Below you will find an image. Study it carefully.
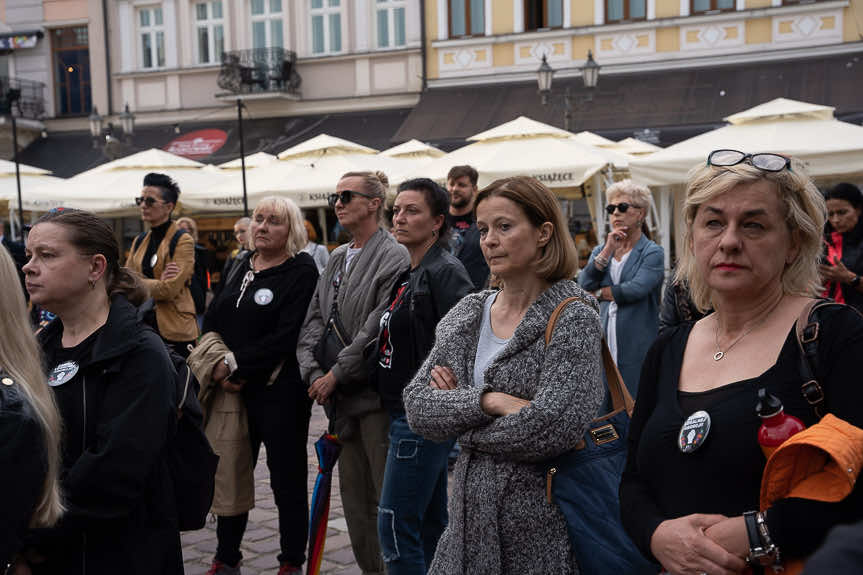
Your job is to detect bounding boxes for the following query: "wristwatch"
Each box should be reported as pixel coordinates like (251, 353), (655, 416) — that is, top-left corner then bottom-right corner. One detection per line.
(744, 511), (780, 568)
(851, 274), (860, 287)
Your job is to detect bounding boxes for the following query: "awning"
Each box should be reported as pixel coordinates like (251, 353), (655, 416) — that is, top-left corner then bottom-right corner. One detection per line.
(394, 52), (863, 148)
(0, 30), (43, 50)
(19, 107), (411, 178)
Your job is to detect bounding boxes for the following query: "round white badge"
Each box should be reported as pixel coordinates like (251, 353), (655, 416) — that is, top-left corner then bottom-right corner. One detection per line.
(254, 288), (274, 306)
(150, 253), (159, 268)
(48, 361), (80, 387)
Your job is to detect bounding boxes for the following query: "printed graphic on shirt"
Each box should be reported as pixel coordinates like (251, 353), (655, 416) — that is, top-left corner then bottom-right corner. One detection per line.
(48, 361), (79, 387)
(378, 281), (409, 369)
(254, 288), (274, 306)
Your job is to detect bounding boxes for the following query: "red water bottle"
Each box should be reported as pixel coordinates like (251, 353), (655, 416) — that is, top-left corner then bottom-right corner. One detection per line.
(756, 388), (806, 460)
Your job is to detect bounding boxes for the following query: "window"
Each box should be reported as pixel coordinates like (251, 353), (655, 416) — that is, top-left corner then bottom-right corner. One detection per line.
(690, 0), (734, 14)
(53, 26), (91, 116)
(138, 6), (166, 69)
(606, 0), (646, 22)
(525, 0), (563, 30)
(251, 0), (283, 49)
(376, 0), (406, 48)
(195, 1), (224, 64)
(449, 0), (484, 38)
(311, 0), (342, 55)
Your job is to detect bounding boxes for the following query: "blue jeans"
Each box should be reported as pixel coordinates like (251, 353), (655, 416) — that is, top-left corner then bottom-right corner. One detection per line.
(378, 414), (454, 575)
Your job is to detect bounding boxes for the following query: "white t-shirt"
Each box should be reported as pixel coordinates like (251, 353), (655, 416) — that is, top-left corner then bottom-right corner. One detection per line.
(345, 245), (362, 271)
(606, 251), (631, 364)
(473, 291), (510, 388)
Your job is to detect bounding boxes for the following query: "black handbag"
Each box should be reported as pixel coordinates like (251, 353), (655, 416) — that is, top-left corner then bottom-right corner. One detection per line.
(314, 270), (352, 373)
(541, 296), (655, 574)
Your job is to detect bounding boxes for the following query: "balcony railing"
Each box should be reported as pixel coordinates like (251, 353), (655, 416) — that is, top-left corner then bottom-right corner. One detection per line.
(217, 48), (302, 96)
(0, 76), (45, 119)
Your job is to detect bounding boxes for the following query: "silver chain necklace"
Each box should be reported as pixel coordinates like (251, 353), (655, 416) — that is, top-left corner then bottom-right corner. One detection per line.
(712, 296), (784, 361)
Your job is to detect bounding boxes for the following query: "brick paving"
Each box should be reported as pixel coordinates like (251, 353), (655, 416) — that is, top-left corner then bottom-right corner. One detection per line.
(181, 404), (361, 575)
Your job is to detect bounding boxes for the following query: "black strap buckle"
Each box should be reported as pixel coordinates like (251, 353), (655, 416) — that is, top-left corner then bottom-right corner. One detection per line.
(801, 380), (824, 405)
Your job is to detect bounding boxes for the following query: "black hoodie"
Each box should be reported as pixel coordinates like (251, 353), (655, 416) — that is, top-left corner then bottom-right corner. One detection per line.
(31, 294), (182, 575)
(824, 216), (863, 314)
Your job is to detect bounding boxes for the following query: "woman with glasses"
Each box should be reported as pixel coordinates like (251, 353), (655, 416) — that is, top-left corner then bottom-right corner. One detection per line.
(199, 196), (318, 575)
(820, 183), (863, 314)
(620, 150), (863, 574)
(126, 172), (198, 357)
(578, 179), (664, 397)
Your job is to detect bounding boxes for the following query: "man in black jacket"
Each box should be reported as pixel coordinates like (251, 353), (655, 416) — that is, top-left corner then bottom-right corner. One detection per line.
(446, 165), (489, 291)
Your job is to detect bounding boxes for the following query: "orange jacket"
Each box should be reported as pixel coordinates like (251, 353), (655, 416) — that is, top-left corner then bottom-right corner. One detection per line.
(756, 414), (863, 575)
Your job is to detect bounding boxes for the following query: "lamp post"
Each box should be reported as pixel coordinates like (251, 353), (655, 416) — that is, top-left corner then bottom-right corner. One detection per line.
(88, 106), (103, 148)
(537, 51), (602, 131)
(7, 88), (22, 241)
(237, 98), (248, 217)
(119, 103), (135, 140)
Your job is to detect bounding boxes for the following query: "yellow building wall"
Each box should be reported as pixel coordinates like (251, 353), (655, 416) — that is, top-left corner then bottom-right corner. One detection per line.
(493, 43), (515, 67)
(746, 0), (773, 9)
(493, 0), (515, 35)
(571, 0), (593, 27)
(656, 27), (680, 51)
(426, 0), (439, 79)
(572, 36), (594, 61)
(655, 0), (680, 19)
(745, 17), (772, 44)
(844, 3), (863, 42)
(44, 0), (88, 21)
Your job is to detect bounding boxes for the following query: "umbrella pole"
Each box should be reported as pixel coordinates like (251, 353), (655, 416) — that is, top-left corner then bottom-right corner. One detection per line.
(237, 98), (249, 217)
(12, 111), (23, 242)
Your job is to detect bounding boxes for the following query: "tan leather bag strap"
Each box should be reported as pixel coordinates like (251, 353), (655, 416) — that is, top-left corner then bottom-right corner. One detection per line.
(545, 296), (636, 417)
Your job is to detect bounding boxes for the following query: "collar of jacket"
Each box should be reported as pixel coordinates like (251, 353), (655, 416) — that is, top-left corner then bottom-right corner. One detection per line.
(39, 294), (143, 370)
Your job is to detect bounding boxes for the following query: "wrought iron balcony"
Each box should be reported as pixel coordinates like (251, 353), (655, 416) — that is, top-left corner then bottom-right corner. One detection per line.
(218, 48), (302, 96)
(0, 76), (45, 119)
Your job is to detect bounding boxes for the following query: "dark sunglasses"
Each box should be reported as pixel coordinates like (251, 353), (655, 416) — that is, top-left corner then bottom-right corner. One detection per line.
(328, 189), (376, 209)
(605, 202), (639, 215)
(707, 149), (791, 172)
(135, 196), (166, 207)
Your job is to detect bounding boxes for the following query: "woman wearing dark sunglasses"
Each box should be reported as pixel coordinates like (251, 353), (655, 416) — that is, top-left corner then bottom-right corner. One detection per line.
(620, 151), (863, 574)
(578, 179), (663, 397)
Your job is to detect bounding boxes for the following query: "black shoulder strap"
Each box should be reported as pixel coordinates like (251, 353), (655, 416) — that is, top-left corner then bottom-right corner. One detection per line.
(168, 228), (187, 259)
(131, 231), (147, 254)
(223, 250), (251, 291)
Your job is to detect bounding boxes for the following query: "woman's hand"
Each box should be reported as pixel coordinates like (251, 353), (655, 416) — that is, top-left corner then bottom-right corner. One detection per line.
(598, 286), (614, 302)
(160, 262), (180, 281)
(221, 379), (245, 393)
(308, 371), (337, 404)
(430, 366), (458, 390)
(212, 359), (230, 383)
(819, 260), (855, 284)
(704, 516), (749, 560)
(650, 514), (748, 575)
(481, 391), (531, 416)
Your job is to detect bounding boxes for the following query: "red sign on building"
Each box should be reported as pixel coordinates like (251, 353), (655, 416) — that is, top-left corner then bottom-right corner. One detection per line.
(164, 129), (228, 159)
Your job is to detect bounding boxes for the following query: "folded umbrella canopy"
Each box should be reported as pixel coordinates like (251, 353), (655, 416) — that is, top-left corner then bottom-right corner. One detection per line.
(306, 425), (342, 575)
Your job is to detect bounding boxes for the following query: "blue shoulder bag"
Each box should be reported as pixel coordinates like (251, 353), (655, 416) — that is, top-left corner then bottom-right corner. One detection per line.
(543, 296), (656, 575)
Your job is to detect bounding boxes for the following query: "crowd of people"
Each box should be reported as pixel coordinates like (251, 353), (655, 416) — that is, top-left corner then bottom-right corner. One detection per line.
(2, 152), (863, 575)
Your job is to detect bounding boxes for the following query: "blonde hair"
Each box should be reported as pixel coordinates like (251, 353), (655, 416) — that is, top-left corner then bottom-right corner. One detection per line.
(176, 217), (199, 243)
(0, 248), (64, 526)
(606, 179), (653, 210)
(341, 171), (389, 221)
(250, 196), (307, 257)
(476, 176), (579, 284)
(676, 159), (825, 312)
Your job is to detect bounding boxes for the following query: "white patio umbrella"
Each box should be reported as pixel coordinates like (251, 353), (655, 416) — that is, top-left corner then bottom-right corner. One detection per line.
(218, 151), (277, 169)
(571, 131), (618, 148)
(629, 98), (863, 186)
(610, 138), (661, 156)
(28, 148), (226, 216)
(380, 139), (446, 159)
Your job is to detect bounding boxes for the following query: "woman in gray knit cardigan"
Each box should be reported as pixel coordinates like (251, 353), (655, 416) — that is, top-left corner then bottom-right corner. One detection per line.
(403, 176), (605, 574)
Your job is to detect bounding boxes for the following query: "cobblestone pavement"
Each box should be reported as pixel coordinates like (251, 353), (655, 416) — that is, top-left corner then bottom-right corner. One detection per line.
(181, 404), (361, 575)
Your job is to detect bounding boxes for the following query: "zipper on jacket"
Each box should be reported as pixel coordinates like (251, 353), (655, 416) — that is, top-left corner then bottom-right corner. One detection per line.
(546, 467), (557, 503)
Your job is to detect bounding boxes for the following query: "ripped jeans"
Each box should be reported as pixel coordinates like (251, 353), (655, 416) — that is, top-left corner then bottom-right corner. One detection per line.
(377, 414), (454, 575)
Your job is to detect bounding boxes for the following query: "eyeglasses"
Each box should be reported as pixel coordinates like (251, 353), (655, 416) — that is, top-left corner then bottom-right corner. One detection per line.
(707, 149), (792, 172)
(328, 190), (376, 209)
(135, 196), (165, 207)
(605, 202), (639, 215)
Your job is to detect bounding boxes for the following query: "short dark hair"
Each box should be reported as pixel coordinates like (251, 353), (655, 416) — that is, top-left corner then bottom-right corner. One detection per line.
(447, 165), (478, 187)
(397, 178), (451, 246)
(143, 172), (181, 205)
(825, 183), (863, 210)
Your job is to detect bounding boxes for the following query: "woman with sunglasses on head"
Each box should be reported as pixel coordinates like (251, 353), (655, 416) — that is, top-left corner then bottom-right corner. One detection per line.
(20, 209), (182, 575)
(578, 179), (664, 397)
(620, 150), (863, 574)
(126, 172), (198, 357)
(298, 171), (410, 575)
(820, 183), (863, 314)
(199, 196), (318, 575)
(0, 246), (64, 572)
(373, 178), (474, 575)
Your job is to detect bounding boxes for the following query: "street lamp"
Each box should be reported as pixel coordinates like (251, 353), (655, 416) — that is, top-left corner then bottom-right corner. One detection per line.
(88, 106), (103, 147)
(582, 51), (600, 89)
(537, 55), (554, 105)
(119, 103), (135, 139)
(536, 51), (602, 131)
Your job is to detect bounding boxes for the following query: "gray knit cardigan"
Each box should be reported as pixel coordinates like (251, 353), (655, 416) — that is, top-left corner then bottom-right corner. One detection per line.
(403, 279), (604, 575)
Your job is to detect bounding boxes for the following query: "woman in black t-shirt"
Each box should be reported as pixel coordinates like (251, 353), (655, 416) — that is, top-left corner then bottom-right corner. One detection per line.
(620, 151), (863, 574)
(200, 196), (318, 575)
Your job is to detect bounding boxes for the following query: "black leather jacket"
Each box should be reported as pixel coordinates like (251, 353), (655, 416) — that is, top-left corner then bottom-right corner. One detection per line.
(375, 243), (474, 413)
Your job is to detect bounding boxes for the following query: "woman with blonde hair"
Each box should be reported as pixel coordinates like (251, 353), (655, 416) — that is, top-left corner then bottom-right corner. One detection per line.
(578, 178), (664, 396)
(403, 176), (604, 573)
(0, 246), (63, 570)
(201, 196), (318, 575)
(621, 151), (863, 574)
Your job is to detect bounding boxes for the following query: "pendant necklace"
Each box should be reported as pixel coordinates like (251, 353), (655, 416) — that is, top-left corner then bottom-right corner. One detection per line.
(712, 295), (784, 361)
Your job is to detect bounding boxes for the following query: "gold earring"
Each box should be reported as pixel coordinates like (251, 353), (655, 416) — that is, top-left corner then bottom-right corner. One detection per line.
(88, 279), (96, 290)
